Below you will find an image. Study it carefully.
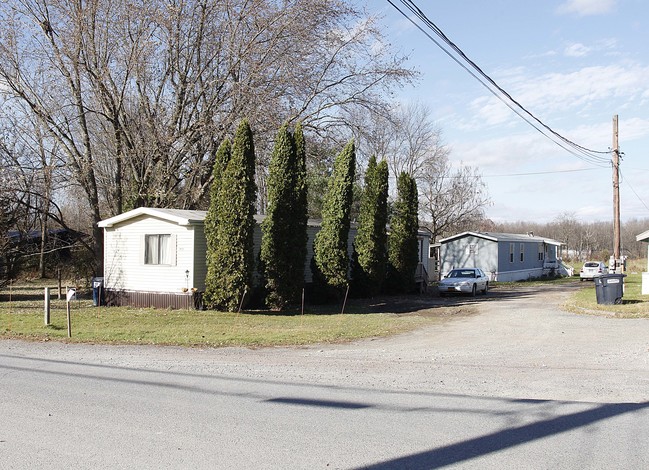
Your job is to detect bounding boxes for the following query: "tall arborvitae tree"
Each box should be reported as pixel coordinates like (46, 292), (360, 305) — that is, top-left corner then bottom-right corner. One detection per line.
(204, 139), (231, 252)
(204, 120), (257, 311)
(387, 172), (419, 293)
(289, 122), (309, 298)
(313, 140), (356, 294)
(204, 138), (231, 302)
(352, 156), (389, 296)
(260, 124), (303, 309)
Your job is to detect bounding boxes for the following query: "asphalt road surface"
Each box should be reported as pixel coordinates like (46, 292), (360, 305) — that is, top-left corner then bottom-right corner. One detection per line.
(2, 283), (648, 469)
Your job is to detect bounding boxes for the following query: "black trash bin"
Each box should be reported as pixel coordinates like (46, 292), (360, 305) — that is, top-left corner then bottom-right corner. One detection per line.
(594, 273), (626, 305)
(92, 277), (104, 306)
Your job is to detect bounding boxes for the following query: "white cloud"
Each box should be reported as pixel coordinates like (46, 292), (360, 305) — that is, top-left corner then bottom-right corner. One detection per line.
(564, 42), (591, 57)
(451, 132), (561, 170)
(619, 117), (649, 141)
(564, 38), (618, 58)
(467, 63), (649, 127)
(556, 0), (617, 16)
(526, 50), (559, 59)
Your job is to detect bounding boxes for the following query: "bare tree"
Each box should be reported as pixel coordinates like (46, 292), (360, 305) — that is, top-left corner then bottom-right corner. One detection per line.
(0, 0), (415, 271)
(494, 216), (649, 264)
(1, 108), (67, 276)
(351, 103), (445, 178)
(353, 102), (490, 242)
(419, 159), (490, 242)
(546, 212), (582, 260)
(0, 134), (36, 279)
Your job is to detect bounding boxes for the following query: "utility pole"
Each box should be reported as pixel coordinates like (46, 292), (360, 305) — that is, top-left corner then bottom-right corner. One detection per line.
(612, 114), (621, 271)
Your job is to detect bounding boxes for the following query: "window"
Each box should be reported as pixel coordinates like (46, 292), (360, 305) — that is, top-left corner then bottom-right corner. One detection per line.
(144, 234), (171, 265)
(509, 243), (514, 263)
(538, 243), (544, 261)
(520, 243), (524, 262)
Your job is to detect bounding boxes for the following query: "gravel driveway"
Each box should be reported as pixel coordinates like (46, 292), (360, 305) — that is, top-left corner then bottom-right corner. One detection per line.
(3, 282), (648, 403)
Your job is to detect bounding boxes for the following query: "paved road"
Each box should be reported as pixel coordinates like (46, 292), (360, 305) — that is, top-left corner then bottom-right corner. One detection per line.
(1, 284), (648, 469)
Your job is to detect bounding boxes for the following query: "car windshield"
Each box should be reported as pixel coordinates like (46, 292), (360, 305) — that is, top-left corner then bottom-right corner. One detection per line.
(448, 270), (475, 278)
(584, 262), (600, 268)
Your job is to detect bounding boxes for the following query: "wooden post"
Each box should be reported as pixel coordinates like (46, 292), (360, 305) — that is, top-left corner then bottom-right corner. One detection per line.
(57, 268), (62, 300)
(66, 301), (72, 338)
(300, 288), (305, 328)
(44, 287), (50, 325)
(612, 114), (621, 271)
(8, 280), (12, 329)
(237, 287), (247, 314)
(65, 287), (75, 338)
(341, 284), (350, 315)
(612, 117), (620, 257)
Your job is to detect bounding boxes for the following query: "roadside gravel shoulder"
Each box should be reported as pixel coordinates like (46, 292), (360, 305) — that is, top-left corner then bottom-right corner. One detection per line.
(2, 282), (648, 403)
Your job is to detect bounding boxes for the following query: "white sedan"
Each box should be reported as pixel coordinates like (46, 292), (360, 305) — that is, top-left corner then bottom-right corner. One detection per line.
(579, 261), (607, 281)
(438, 268), (489, 297)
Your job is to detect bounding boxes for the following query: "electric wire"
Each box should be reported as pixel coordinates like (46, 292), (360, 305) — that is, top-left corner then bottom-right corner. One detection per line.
(483, 167), (604, 178)
(620, 168), (649, 213)
(386, 0), (612, 167)
(388, 167), (603, 180)
(393, 0), (611, 163)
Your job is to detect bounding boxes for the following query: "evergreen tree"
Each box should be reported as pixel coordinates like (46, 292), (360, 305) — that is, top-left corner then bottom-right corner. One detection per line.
(313, 140), (356, 294)
(204, 120), (257, 311)
(387, 172), (419, 294)
(289, 122), (309, 298)
(260, 124), (300, 309)
(204, 138), (231, 258)
(352, 156), (389, 296)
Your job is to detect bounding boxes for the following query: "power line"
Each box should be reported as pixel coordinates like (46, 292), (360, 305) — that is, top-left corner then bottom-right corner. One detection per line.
(386, 0), (612, 167)
(620, 168), (649, 213)
(387, 167), (603, 180)
(483, 167), (604, 178)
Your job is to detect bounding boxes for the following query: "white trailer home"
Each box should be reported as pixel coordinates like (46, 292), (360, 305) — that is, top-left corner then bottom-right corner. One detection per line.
(98, 207), (432, 308)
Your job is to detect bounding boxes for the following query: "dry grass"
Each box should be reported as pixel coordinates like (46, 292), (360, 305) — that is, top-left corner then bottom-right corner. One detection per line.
(0, 279), (458, 347)
(564, 270), (649, 318)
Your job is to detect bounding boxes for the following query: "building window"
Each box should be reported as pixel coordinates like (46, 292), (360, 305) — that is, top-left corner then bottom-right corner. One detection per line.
(144, 234), (171, 265)
(520, 243), (524, 262)
(509, 243), (514, 263)
(538, 243), (544, 261)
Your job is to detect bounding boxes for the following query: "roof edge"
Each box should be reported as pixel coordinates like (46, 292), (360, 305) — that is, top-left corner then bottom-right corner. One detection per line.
(98, 207), (204, 227)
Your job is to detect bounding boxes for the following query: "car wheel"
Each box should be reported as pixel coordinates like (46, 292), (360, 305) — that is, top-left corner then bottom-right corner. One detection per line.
(482, 282), (488, 295)
(471, 284), (476, 297)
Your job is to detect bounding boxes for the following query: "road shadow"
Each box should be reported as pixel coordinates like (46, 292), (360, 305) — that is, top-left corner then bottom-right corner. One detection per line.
(3, 352), (647, 469)
(361, 401), (649, 469)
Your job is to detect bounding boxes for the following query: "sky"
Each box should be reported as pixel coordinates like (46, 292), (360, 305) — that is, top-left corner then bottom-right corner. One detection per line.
(368, 0), (649, 225)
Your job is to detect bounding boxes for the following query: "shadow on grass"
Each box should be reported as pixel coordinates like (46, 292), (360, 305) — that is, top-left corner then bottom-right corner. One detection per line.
(45, 324), (65, 331)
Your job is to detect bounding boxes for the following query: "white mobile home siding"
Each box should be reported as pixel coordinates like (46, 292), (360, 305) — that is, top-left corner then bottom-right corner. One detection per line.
(100, 208), (431, 308)
(103, 214), (197, 293)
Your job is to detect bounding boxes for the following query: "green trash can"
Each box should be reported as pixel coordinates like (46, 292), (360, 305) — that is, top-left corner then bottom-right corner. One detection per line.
(594, 273), (626, 305)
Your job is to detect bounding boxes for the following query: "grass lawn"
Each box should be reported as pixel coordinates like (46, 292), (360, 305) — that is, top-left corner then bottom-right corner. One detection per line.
(4, 268), (646, 347)
(0, 279), (454, 347)
(564, 271), (649, 318)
